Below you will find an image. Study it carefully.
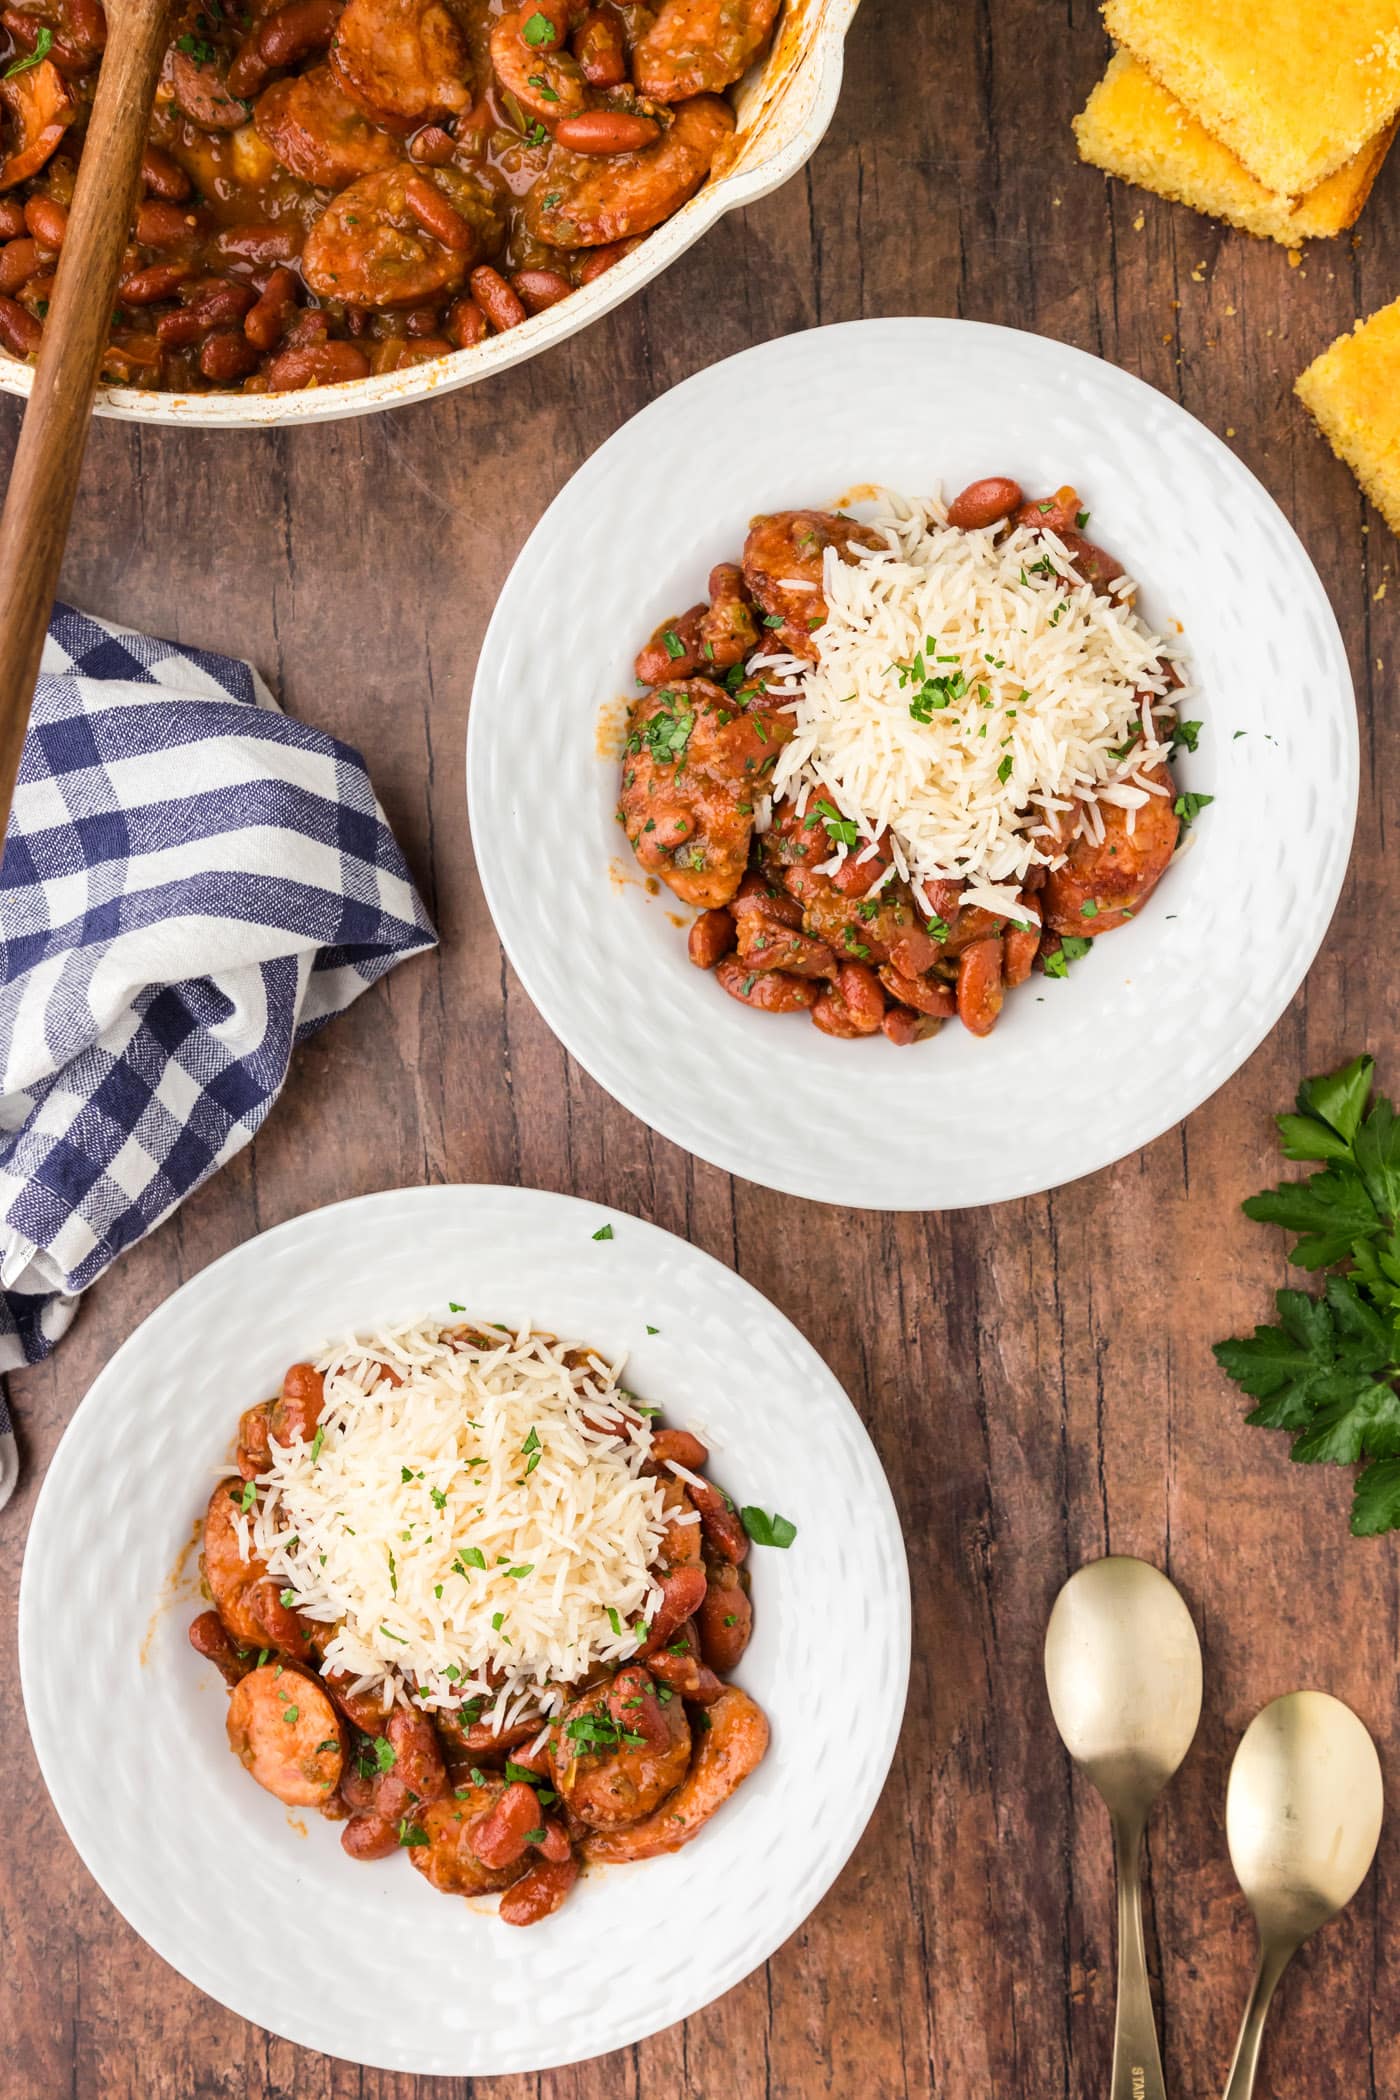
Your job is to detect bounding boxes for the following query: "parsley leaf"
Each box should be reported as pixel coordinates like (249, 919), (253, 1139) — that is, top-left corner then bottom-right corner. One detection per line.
(740, 1505), (797, 1548)
(1214, 1053), (1400, 1535)
(3, 25), (52, 73)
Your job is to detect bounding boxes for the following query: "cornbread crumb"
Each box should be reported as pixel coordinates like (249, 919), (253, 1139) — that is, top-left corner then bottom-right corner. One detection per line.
(1074, 51), (1395, 247)
(1296, 298), (1400, 536)
(1102, 0), (1400, 194)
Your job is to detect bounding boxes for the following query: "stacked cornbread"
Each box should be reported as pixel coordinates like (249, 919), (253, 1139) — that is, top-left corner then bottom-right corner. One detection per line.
(1074, 0), (1400, 248)
(1076, 1), (1400, 538)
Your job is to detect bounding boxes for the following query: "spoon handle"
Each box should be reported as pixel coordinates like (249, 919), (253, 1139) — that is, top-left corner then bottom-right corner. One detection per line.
(1111, 1816), (1167, 2100)
(0, 0), (170, 842)
(1221, 1941), (1295, 2100)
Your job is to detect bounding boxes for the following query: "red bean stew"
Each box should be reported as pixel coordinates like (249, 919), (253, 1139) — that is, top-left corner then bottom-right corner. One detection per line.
(190, 1352), (768, 1924)
(617, 478), (1188, 1045)
(0, 0), (773, 391)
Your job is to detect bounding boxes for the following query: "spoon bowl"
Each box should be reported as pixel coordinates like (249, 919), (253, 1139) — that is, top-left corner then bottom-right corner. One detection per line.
(1045, 1555), (1204, 1817)
(1045, 1557), (1203, 2100)
(1221, 1690), (1384, 2100)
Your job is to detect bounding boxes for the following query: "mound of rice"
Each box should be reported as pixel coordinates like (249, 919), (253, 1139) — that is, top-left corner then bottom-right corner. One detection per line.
(238, 1320), (674, 1733)
(758, 488), (1187, 920)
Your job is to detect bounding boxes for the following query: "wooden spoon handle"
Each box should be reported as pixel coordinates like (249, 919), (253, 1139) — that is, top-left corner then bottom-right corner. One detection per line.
(0, 0), (170, 839)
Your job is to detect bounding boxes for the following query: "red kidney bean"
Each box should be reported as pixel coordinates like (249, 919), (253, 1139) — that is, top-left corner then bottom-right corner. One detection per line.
(387, 335), (452, 368)
(266, 340), (371, 390)
(140, 143), (191, 201)
(118, 261), (193, 303)
(135, 199), (199, 250)
(578, 237), (639, 283)
(341, 1811), (399, 1861)
(408, 124), (455, 165)
(498, 1853), (579, 1925)
(697, 1566), (752, 1672)
(243, 265), (299, 351)
(687, 908), (736, 970)
(714, 955), (818, 1013)
(23, 195), (66, 249)
(0, 294), (43, 356)
(876, 964), (954, 1018)
(511, 266), (571, 314)
(647, 1427), (711, 1472)
(199, 328), (260, 382)
(468, 264), (526, 332)
(0, 237), (39, 295)
(639, 1563), (708, 1653)
(445, 296), (488, 349)
(883, 1006), (943, 1046)
(553, 109), (658, 153)
(956, 936), (1004, 1037)
(187, 1609), (251, 1686)
(213, 223), (304, 268)
(469, 1781), (540, 1869)
(572, 9), (625, 83)
(946, 476), (1023, 530)
(403, 174), (476, 253)
(1002, 917), (1040, 988)
(0, 200), (25, 241)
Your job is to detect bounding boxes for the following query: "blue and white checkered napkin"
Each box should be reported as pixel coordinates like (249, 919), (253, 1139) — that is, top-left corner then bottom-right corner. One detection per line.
(0, 604), (437, 1405)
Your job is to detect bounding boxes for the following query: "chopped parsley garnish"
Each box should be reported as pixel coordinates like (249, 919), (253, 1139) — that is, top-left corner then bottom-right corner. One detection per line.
(1080, 900), (1099, 918)
(374, 1736), (397, 1773)
(812, 799), (858, 848)
(1170, 718), (1202, 754)
(238, 1480), (258, 1513)
(3, 25), (52, 72)
(740, 1505), (797, 1548)
(1174, 791), (1214, 826)
(1042, 934), (1093, 979)
(996, 754), (1014, 785)
(522, 8), (555, 38)
(526, 72), (560, 99)
(309, 1425), (325, 1462)
(592, 1223), (614, 1241)
(662, 628), (686, 659)
(175, 31), (217, 62)
(397, 1819), (429, 1848)
(631, 705), (695, 770)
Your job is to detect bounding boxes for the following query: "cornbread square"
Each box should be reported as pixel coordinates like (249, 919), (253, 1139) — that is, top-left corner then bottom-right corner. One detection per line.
(1102, 0), (1400, 195)
(1075, 52), (1395, 245)
(1296, 299), (1400, 536)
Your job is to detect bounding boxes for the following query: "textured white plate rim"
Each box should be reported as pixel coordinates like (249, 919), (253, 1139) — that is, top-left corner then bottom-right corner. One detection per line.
(18, 1182), (911, 2075)
(466, 315), (1358, 1211)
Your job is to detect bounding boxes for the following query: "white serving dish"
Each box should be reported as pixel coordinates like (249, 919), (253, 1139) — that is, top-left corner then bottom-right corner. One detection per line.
(467, 316), (1359, 1210)
(19, 1184), (910, 2074)
(0, 0), (859, 427)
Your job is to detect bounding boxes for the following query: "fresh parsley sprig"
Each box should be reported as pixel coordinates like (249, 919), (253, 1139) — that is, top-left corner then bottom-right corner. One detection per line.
(1213, 1054), (1400, 1535)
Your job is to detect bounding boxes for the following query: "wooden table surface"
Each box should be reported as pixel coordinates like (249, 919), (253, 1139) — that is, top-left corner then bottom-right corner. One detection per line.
(3, 1), (1399, 2093)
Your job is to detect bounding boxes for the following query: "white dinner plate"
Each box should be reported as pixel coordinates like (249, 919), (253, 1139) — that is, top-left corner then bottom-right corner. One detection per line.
(19, 1186), (909, 2076)
(467, 317), (1357, 1209)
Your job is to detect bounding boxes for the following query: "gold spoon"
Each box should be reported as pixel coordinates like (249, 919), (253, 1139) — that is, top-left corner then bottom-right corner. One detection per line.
(1221, 1690), (1383, 2100)
(1044, 1557), (1203, 2100)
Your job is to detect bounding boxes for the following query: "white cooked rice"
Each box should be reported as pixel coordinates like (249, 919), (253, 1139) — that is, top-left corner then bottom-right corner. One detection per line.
(761, 487), (1187, 919)
(244, 1319), (668, 1727)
